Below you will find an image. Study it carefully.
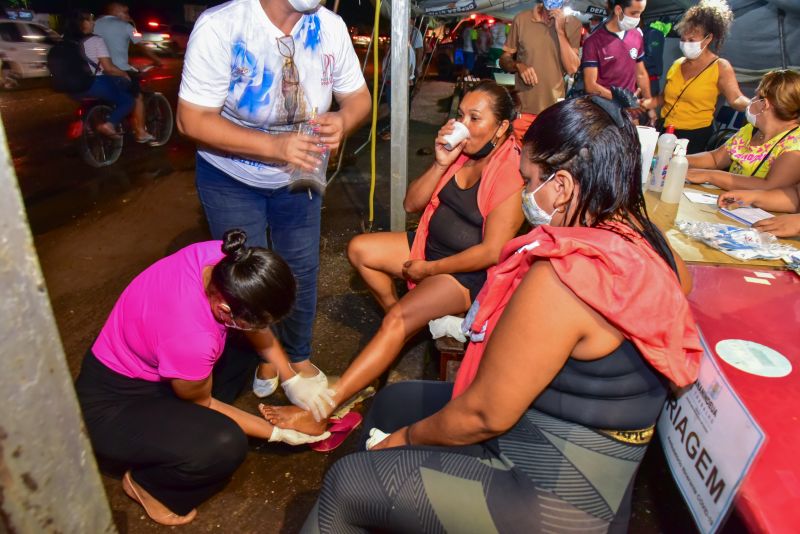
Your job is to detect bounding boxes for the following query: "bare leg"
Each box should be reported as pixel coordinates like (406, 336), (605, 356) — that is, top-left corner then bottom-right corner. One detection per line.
(131, 94), (147, 137)
(347, 231), (410, 312)
(262, 275), (471, 431)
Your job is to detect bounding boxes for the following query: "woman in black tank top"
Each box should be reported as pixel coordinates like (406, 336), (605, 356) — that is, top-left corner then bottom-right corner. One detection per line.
(262, 81), (525, 434)
(302, 95), (700, 534)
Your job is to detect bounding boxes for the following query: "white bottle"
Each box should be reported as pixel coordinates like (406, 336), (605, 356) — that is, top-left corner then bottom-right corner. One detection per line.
(649, 125), (677, 192)
(661, 141), (689, 204)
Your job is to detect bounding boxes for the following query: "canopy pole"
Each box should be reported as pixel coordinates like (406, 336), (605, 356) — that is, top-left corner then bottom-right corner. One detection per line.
(327, 24), (376, 185)
(777, 9), (788, 69)
(389, 0), (410, 231)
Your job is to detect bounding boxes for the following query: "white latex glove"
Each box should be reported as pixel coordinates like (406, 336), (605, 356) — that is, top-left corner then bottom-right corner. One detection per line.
(268, 426), (331, 446)
(366, 427), (390, 450)
(281, 374), (335, 422)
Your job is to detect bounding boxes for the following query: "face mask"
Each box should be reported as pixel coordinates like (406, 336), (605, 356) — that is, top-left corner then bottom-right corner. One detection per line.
(287, 0), (321, 13)
(521, 173), (557, 226)
(618, 14), (640, 32)
(469, 126), (501, 159)
(745, 99), (764, 127)
(679, 39), (706, 60)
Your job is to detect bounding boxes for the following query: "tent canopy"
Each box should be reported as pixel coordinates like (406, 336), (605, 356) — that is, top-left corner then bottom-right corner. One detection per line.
(388, 0), (798, 71)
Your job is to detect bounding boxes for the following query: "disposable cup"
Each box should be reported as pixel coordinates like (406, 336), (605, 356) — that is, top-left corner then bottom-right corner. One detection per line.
(443, 121), (470, 151)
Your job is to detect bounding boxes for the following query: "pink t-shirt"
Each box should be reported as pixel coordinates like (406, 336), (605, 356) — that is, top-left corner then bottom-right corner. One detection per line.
(92, 241), (228, 382)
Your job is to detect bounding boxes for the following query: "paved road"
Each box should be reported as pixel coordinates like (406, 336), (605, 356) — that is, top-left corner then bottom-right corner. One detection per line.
(1, 57), (194, 236)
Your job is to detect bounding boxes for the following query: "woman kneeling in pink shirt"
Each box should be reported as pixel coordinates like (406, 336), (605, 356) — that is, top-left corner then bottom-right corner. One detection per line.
(75, 230), (330, 526)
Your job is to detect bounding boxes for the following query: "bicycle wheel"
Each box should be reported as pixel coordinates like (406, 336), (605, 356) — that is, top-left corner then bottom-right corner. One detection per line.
(144, 92), (174, 147)
(80, 104), (123, 167)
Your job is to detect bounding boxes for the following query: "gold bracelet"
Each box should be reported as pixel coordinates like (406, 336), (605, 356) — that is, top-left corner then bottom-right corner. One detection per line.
(405, 425), (414, 446)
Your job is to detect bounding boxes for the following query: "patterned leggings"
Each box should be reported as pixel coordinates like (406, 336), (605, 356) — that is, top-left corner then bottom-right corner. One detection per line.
(301, 381), (648, 533)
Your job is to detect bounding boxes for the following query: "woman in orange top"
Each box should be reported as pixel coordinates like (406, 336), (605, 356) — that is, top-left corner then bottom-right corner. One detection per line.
(642, 0), (748, 153)
(262, 81), (524, 433)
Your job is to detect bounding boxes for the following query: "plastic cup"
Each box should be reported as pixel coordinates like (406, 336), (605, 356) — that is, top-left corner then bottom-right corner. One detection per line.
(443, 121), (470, 151)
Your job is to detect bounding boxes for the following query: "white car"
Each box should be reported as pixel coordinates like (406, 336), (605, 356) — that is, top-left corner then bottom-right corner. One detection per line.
(0, 19), (58, 79)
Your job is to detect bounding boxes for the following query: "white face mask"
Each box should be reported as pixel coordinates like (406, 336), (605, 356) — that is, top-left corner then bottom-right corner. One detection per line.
(287, 0), (321, 13)
(745, 99), (764, 127)
(618, 13), (640, 32)
(521, 173), (557, 226)
(679, 38), (707, 60)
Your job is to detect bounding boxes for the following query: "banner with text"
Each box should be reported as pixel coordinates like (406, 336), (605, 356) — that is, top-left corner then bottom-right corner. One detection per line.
(658, 334), (764, 534)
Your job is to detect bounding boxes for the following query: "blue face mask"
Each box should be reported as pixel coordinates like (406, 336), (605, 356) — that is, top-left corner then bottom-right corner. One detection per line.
(521, 173), (557, 226)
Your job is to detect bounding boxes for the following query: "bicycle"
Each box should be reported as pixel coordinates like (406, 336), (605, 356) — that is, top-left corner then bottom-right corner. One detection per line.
(74, 67), (173, 167)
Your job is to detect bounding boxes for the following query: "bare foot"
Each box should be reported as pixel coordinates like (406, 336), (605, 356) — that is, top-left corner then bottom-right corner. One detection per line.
(259, 404), (327, 436)
(122, 471), (196, 526)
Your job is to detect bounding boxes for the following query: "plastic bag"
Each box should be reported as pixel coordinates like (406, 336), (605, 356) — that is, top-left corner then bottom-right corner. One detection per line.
(675, 220), (800, 261)
(428, 315), (467, 342)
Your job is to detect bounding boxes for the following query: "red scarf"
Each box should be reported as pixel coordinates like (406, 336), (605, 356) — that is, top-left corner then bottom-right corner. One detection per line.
(452, 224), (702, 398)
(408, 136), (523, 289)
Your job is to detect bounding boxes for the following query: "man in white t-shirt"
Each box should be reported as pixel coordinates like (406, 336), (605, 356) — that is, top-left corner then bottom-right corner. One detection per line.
(177, 0), (370, 400)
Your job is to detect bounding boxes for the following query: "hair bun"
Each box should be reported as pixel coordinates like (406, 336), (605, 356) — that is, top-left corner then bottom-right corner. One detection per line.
(221, 229), (248, 259)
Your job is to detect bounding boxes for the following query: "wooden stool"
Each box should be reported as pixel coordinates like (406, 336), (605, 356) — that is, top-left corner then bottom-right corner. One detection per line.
(435, 336), (466, 382)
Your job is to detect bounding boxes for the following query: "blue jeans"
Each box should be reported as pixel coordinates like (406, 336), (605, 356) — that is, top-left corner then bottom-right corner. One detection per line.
(74, 75), (135, 126)
(195, 155), (321, 362)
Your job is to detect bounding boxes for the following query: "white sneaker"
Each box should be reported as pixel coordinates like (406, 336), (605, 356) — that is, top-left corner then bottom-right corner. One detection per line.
(252, 368), (279, 398)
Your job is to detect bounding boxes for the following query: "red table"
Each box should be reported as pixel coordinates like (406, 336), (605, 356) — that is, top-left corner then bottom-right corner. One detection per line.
(687, 265), (800, 534)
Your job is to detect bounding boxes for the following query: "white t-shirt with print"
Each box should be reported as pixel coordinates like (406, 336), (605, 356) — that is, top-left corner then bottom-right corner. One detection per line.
(179, 0), (365, 188)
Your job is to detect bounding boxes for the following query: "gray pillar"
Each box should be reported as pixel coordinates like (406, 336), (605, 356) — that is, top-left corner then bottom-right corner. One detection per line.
(390, 0), (410, 231)
(0, 115), (115, 530)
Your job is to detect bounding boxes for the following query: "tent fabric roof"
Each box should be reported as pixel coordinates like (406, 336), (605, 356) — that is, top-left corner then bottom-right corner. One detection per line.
(391, 0), (798, 73)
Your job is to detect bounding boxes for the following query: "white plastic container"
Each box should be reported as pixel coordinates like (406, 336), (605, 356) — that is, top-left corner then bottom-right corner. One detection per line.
(661, 141), (689, 204)
(443, 121), (470, 150)
(649, 125), (677, 192)
(636, 126), (659, 188)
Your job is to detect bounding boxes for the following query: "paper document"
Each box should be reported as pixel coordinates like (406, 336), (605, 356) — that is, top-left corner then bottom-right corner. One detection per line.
(719, 207), (774, 226)
(684, 191), (719, 205)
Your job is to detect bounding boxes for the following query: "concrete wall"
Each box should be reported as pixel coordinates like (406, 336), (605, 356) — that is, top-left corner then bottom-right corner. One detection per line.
(0, 116), (114, 531)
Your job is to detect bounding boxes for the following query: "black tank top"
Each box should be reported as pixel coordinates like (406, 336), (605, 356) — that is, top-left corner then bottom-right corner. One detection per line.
(532, 231), (678, 430)
(425, 176), (483, 262)
(533, 340), (669, 430)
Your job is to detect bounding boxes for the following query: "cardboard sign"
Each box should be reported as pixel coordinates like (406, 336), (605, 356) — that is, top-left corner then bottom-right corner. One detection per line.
(657, 333), (765, 534)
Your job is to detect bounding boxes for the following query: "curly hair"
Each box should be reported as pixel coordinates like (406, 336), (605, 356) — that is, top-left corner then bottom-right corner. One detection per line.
(675, 0), (734, 53)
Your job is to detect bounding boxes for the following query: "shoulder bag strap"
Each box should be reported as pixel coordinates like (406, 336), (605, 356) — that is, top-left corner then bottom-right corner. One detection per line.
(749, 125), (800, 177)
(80, 35), (101, 75)
(661, 57), (719, 126)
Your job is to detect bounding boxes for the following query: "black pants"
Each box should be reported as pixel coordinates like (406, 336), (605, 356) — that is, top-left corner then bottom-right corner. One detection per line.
(674, 124), (715, 154)
(359, 379), (454, 447)
(75, 348), (253, 515)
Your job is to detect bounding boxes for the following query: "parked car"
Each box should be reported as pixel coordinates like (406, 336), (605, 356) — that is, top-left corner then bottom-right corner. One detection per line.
(0, 19), (58, 79)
